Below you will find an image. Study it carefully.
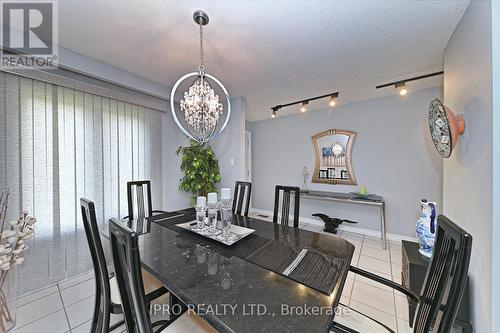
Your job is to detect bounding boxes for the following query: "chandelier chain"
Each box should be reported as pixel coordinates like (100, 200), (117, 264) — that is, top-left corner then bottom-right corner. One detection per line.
(170, 10), (230, 143)
(199, 22), (205, 74)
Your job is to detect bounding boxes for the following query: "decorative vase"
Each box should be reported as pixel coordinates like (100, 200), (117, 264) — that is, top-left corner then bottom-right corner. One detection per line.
(0, 264), (17, 332)
(416, 199), (437, 258)
(0, 191), (37, 333)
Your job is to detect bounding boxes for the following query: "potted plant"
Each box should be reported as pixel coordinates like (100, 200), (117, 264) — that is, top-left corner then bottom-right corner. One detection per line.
(176, 140), (221, 204)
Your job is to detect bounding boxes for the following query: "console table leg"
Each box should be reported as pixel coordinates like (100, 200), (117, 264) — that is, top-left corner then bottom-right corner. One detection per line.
(381, 201), (387, 249)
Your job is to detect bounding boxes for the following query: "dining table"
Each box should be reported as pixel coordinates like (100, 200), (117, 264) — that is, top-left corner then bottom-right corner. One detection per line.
(100, 208), (355, 333)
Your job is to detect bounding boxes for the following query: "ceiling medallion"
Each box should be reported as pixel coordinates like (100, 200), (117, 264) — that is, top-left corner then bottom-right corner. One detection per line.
(170, 10), (231, 143)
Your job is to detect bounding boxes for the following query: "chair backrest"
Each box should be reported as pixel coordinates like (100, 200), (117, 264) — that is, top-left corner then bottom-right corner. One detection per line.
(127, 180), (153, 220)
(80, 198), (111, 333)
(273, 222), (301, 246)
(272, 185), (300, 228)
(232, 181), (252, 216)
(109, 217), (153, 333)
(413, 215), (472, 333)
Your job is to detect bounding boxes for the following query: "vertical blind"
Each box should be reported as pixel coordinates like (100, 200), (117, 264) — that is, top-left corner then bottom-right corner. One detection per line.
(0, 71), (163, 293)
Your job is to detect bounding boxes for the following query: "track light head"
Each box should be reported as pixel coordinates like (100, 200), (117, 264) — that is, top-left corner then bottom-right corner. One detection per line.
(329, 94), (337, 107)
(271, 106), (279, 118)
(300, 101), (308, 113)
(395, 82), (407, 96)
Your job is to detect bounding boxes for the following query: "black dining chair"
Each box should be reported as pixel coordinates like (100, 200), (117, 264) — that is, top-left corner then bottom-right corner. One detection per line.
(108, 217), (217, 333)
(126, 180), (168, 221)
(81, 198), (169, 333)
(81, 198), (124, 333)
(232, 181), (252, 216)
(332, 215), (472, 333)
(273, 185), (301, 228)
(272, 222), (301, 246)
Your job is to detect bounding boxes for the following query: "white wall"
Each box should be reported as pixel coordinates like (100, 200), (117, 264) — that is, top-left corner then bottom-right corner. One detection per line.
(212, 97), (247, 190)
(249, 87), (443, 237)
(443, 1), (493, 332)
(492, 1), (500, 331)
(162, 97), (246, 210)
(3, 28), (169, 97)
(57, 45), (170, 98)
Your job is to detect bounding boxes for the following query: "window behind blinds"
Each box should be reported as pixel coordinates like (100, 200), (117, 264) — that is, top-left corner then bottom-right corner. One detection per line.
(0, 71), (163, 293)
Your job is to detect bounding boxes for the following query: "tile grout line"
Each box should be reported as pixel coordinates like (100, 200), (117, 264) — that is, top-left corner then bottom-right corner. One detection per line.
(355, 235), (399, 329)
(57, 284), (72, 331)
(350, 235), (365, 306)
(388, 241), (400, 333)
(349, 235), (365, 307)
(390, 240), (404, 333)
(10, 287), (69, 331)
(10, 308), (63, 331)
(70, 319), (92, 332)
(16, 285), (60, 308)
(58, 272), (95, 291)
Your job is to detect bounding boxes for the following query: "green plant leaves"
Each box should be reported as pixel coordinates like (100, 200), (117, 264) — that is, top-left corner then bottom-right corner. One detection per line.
(176, 140), (221, 203)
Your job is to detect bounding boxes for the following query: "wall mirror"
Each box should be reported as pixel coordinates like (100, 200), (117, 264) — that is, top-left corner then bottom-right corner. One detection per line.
(311, 129), (357, 185)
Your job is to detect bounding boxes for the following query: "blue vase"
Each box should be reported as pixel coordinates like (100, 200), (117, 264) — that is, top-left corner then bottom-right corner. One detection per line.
(416, 199), (437, 258)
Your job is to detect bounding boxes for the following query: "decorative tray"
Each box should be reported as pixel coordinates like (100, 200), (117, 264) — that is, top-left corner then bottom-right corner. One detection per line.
(176, 221), (256, 246)
(349, 192), (374, 199)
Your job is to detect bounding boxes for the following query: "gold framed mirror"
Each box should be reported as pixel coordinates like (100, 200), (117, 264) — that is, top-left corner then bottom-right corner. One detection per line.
(311, 129), (357, 185)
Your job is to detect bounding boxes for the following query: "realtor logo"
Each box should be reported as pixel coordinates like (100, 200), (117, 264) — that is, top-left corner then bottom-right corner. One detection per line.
(1, 1), (58, 68)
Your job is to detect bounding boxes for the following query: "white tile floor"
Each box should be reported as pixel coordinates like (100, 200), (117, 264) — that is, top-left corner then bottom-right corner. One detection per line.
(12, 216), (412, 333)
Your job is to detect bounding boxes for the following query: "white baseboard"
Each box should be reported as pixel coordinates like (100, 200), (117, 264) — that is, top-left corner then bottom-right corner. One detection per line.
(249, 208), (417, 243)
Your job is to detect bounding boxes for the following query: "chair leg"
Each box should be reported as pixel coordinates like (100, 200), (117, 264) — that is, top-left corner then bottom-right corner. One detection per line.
(168, 294), (188, 321)
(151, 294), (188, 332)
(152, 320), (173, 332)
(331, 322), (360, 333)
(108, 319), (125, 331)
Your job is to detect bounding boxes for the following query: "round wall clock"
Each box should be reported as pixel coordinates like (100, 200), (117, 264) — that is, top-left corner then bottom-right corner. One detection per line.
(428, 98), (465, 158)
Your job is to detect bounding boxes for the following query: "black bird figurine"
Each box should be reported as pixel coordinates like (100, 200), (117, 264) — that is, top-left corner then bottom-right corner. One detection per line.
(312, 213), (358, 234)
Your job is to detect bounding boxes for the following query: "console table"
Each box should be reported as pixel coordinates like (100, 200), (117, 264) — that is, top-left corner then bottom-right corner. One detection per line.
(300, 190), (387, 249)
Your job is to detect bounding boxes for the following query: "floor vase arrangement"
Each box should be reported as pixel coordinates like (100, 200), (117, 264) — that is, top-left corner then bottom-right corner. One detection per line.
(0, 191), (36, 332)
(416, 199), (437, 258)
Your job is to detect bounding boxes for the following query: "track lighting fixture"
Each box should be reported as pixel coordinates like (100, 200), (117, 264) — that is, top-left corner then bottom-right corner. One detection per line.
(376, 71), (443, 97)
(395, 82), (407, 96)
(270, 92), (339, 117)
(329, 94), (337, 107)
(300, 101), (308, 113)
(271, 106), (279, 118)
(268, 71), (444, 118)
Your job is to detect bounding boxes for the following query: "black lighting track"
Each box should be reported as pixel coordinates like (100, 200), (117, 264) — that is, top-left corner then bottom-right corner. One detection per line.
(271, 91), (339, 111)
(375, 71), (444, 89)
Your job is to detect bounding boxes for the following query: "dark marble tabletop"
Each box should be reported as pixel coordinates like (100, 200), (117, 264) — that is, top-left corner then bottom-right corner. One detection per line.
(101, 210), (355, 333)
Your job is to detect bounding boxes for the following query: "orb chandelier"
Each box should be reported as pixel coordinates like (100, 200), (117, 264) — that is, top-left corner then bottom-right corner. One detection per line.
(170, 10), (231, 143)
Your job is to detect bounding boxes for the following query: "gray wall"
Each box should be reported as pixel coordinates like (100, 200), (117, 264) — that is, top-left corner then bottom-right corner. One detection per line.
(249, 87), (443, 237)
(443, 1), (493, 332)
(162, 96), (246, 210)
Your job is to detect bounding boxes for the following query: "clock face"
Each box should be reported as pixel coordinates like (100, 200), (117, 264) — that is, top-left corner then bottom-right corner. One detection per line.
(428, 99), (452, 158)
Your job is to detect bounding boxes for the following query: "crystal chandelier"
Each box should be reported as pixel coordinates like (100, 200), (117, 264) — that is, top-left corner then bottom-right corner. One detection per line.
(170, 10), (231, 143)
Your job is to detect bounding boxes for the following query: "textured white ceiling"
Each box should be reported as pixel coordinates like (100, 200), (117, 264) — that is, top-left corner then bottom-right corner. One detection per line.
(58, 0), (469, 121)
